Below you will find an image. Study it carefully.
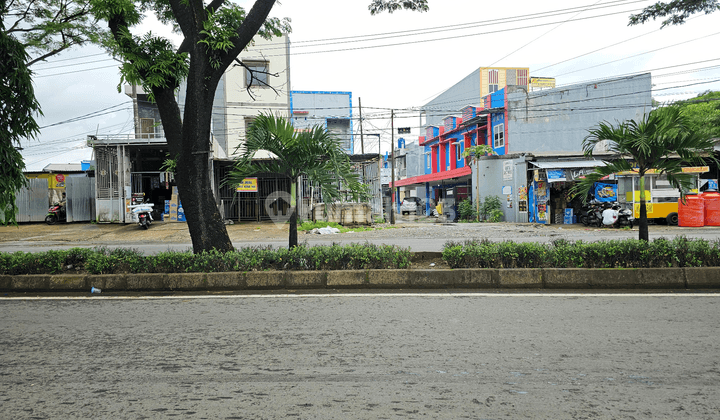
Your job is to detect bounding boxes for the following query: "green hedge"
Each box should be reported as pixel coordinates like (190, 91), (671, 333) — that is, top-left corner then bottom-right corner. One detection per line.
(442, 237), (720, 269)
(0, 244), (411, 275)
(4, 238), (718, 274)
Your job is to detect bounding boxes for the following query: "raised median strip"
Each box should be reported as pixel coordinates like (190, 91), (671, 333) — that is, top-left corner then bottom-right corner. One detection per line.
(1, 267), (717, 292)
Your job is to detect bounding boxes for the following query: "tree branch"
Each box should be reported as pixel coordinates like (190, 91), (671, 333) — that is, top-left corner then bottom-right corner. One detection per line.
(27, 45), (70, 66)
(218, 0), (276, 72)
(232, 57), (281, 101)
(176, 0), (226, 55)
(166, 0), (203, 47)
(7, 0), (37, 32)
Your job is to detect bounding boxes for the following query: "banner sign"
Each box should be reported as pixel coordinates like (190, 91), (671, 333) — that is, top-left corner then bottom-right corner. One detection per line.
(546, 169), (566, 182)
(236, 177), (258, 192)
(594, 182), (617, 202)
(530, 77), (556, 88)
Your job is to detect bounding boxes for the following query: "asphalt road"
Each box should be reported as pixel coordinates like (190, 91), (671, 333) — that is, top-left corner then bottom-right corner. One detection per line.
(1, 293), (719, 419)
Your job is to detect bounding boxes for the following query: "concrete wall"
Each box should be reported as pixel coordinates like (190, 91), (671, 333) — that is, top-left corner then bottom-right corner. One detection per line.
(403, 142), (425, 178)
(507, 73), (652, 153)
(212, 77), (228, 157)
(291, 91), (353, 153)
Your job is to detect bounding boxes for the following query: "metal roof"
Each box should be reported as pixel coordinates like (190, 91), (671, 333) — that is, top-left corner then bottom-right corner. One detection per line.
(42, 163), (84, 172)
(530, 160), (605, 169)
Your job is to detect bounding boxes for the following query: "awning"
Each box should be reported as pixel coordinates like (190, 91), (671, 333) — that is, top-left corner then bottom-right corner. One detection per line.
(531, 160), (606, 169)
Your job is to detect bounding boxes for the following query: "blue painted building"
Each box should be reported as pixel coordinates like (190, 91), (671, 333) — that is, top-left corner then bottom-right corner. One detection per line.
(394, 88), (509, 218)
(397, 72), (652, 224)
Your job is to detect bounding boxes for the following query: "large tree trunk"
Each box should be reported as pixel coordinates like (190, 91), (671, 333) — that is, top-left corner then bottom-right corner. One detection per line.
(174, 53), (234, 254)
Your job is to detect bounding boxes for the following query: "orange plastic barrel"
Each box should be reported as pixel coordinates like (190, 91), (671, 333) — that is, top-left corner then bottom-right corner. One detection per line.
(702, 191), (720, 226)
(678, 194), (705, 227)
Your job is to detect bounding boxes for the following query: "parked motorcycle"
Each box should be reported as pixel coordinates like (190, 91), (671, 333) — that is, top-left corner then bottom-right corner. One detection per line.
(45, 203), (66, 225)
(580, 200), (603, 227)
(601, 203), (634, 228)
(129, 203), (154, 229)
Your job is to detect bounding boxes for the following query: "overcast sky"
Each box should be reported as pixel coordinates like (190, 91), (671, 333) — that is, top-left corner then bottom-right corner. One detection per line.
(21, 0), (720, 171)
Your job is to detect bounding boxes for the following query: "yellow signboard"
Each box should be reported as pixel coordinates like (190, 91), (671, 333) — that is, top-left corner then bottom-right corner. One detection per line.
(617, 166), (709, 176)
(530, 77), (556, 88)
(236, 177), (258, 192)
(681, 166), (710, 173)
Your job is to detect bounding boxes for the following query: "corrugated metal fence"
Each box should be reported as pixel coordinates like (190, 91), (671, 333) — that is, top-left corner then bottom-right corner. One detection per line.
(66, 176), (95, 222)
(4, 176), (96, 223)
(14, 178), (49, 222)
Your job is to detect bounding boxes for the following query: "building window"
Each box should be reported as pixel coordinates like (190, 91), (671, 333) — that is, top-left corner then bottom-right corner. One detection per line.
(244, 61), (269, 88)
(494, 123), (504, 148)
(455, 143), (462, 161)
(517, 69), (528, 86)
(488, 69), (499, 94)
(425, 152), (431, 169)
(140, 118), (155, 139)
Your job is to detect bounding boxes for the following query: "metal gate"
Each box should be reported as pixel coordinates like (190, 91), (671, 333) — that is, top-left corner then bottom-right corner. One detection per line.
(360, 159), (383, 219)
(298, 159), (382, 220)
(66, 176), (95, 222)
(216, 165), (292, 221)
(95, 146), (123, 222)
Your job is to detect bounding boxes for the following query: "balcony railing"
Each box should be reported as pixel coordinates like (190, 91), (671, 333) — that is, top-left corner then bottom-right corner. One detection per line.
(87, 133), (168, 146)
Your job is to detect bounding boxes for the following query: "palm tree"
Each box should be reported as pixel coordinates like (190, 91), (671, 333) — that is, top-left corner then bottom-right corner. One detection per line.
(225, 113), (368, 248)
(573, 106), (717, 241)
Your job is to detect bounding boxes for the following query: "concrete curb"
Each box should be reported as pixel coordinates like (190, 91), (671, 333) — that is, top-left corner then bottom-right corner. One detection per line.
(1, 267), (717, 292)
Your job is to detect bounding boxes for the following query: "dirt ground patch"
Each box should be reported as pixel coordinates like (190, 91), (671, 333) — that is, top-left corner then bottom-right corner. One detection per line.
(0, 221), (290, 244)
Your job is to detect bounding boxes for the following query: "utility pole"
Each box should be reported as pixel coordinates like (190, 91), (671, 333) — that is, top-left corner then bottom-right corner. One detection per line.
(132, 84), (139, 138)
(390, 109), (395, 225)
(359, 98), (365, 154)
(357, 99), (369, 216)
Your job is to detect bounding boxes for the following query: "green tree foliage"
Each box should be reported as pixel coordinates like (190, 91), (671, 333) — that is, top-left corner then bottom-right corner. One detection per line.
(2, 0), (107, 65)
(629, 0), (720, 27)
(368, 0), (428, 14)
(225, 114), (368, 248)
(461, 144), (496, 163)
(677, 91), (720, 140)
(0, 3), (42, 225)
(572, 106), (717, 241)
